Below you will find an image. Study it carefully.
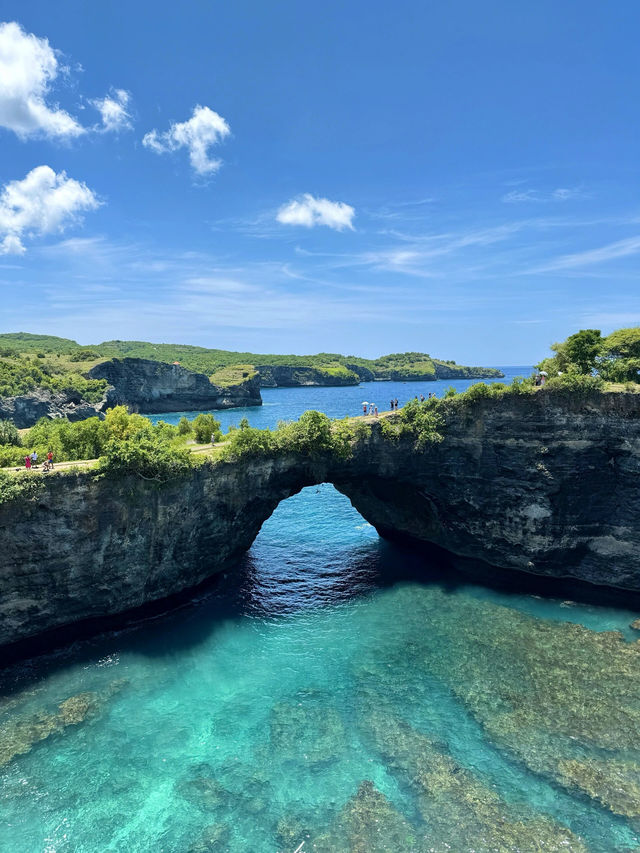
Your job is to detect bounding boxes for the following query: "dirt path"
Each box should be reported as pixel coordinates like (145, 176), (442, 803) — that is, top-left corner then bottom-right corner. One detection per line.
(2, 441), (230, 475)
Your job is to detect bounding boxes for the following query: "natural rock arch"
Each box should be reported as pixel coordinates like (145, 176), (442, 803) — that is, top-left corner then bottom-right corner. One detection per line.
(1, 392), (640, 653)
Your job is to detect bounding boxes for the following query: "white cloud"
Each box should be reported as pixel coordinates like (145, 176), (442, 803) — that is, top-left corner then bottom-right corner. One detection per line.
(0, 21), (84, 139)
(0, 165), (100, 255)
(276, 194), (355, 231)
(142, 105), (231, 176)
(92, 88), (132, 132)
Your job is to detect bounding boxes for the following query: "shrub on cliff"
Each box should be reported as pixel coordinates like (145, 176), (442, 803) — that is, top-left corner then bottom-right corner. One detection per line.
(0, 419), (20, 446)
(0, 470), (45, 505)
(274, 410), (335, 455)
(380, 399), (444, 448)
(191, 413), (222, 443)
(96, 435), (192, 481)
(543, 374), (605, 394)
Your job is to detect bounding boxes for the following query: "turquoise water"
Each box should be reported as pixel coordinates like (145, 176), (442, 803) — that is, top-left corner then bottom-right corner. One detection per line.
(2, 374), (640, 852)
(147, 367), (531, 431)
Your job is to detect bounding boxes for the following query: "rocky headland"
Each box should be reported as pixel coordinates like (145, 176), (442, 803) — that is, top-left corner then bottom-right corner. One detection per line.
(0, 358), (262, 428)
(88, 357), (262, 413)
(1, 391), (639, 652)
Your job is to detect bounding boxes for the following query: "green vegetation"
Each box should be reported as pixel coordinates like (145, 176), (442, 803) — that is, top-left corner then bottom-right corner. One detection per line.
(0, 470), (45, 504)
(191, 413), (222, 443)
(0, 353), (107, 401)
(379, 398), (444, 447)
(0, 333), (501, 393)
(209, 364), (258, 387)
(538, 326), (640, 384)
(0, 420), (19, 446)
(0, 406), (189, 469)
(218, 410), (370, 462)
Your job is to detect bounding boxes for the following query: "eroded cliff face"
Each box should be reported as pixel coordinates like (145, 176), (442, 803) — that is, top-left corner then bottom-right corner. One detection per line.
(90, 358), (262, 412)
(1, 392), (639, 651)
(256, 365), (358, 387)
(0, 389), (104, 429)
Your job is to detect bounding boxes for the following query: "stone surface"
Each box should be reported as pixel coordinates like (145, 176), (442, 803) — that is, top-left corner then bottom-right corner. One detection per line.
(255, 364), (358, 387)
(0, 388), (104, 429)
(1, 392), (640, 650)
(89, 357), (261, 413)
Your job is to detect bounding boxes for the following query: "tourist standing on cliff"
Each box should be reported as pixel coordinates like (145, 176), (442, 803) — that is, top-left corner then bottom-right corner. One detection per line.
(420, 393), (425, 402)
(394, 398), (399, 409)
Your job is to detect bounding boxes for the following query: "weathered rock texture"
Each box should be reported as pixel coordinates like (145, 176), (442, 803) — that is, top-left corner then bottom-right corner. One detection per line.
(89, 358), (262, 412)
(1, 392), (639, 650)
(0, 389), (103, 429)
(255, 364), (358, 387)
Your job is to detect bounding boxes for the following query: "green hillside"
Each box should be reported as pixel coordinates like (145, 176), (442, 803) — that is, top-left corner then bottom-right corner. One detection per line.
(0, 332), (503, 395)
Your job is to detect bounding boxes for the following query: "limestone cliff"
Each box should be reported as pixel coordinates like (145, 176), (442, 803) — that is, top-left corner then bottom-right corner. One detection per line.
(0, 389), (104, 429)
(89, 358), (262, 413)
(1, 392), (639, 651)
(256, 365), (359, 387)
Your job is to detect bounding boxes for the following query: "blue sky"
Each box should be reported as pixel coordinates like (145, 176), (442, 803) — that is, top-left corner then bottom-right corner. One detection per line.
(0, 1), (638, 364)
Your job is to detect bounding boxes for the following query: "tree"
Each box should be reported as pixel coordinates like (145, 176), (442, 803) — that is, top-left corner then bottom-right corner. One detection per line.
(177, 417), (193, 436)
(563, 329), (602, 374)
(600, 327), (640, 383)
(192, 413), (222, 443)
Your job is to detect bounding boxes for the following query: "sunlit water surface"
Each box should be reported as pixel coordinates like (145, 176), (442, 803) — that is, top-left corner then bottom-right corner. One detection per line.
(2, 374), (640, 852)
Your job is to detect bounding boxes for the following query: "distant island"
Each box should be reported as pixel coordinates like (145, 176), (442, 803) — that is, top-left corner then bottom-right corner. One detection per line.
(0, 332), (503, 427)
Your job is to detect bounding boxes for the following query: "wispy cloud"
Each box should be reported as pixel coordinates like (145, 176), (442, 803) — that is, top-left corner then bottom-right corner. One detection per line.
(502, 186), (586, 203)
(527, 235), (640, 273)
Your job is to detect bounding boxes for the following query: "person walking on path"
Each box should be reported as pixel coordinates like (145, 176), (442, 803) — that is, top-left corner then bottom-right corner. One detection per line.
(390, 399), (394, 411)
(394, 398), (399, 409)
(30, 450), (37, 467)
(24, 454), (31, 469)
(374, 405), (378, 417)
(363, 403), (368, 414)
(47, 450), (53, 468)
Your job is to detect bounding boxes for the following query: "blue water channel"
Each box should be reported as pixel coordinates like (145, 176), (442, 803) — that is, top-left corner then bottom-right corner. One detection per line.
(1, 370), (640, 852)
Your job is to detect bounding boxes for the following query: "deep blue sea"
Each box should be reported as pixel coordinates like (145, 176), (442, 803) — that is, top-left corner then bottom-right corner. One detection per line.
(2, 369), (640, 852)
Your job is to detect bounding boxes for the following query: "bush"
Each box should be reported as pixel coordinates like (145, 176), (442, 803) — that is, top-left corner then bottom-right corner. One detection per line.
(223, 425), (276, 458)
(192, 413), (222, 443)
(0, 419), (20, 446)
(0, 470), (45, 505)
(96, 435), (193, 481)
(380, 399), (444, 448)
(544, 374), (605, 394)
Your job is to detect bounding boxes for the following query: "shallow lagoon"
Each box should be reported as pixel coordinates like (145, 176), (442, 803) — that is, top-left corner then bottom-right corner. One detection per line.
(2, 373), (640, 852)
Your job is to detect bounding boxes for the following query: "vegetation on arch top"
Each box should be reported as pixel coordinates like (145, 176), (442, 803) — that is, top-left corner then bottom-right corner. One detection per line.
(0, 332), (503, 388)
(537, 326), (640, 385)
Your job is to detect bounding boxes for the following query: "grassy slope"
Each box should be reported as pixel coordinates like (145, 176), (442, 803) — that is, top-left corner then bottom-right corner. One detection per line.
(0, 332), (502, 394)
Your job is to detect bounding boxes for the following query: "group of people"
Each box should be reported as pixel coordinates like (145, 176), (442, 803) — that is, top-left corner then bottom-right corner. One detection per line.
(24, 450), (54, 471)
(361, 392), (436, 417)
